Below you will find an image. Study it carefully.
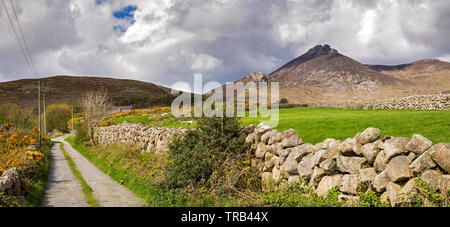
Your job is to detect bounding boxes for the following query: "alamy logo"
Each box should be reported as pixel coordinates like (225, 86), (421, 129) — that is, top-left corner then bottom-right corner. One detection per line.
(170, 74), (280, 127)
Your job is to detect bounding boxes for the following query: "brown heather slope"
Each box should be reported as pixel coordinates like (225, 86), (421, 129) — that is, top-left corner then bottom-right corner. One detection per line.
(366, 59), (450, 95)
(226, 45), (450, 104)
(0, 75), (175, 110)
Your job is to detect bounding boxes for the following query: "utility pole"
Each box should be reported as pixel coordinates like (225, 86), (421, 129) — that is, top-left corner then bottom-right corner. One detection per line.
(38, 81), (41, 148)
(43, 93), (46, 138)
(72, 105), (74, 134)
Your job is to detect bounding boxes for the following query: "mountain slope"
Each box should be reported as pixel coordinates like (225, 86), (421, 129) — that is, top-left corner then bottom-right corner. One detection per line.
(366, 59), (450, 95)
(270, 45), (409, 92)
(230, 44), (450, 104)
(0, 75), (176, 110)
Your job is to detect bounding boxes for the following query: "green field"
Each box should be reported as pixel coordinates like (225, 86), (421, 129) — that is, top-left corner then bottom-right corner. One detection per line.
(240, 107), (449, 144)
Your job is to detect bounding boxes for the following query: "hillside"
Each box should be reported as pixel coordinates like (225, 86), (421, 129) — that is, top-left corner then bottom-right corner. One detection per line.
(229, 45), (450, 104)
(0, 75), (176, 110)
(366, 59), (450, 96)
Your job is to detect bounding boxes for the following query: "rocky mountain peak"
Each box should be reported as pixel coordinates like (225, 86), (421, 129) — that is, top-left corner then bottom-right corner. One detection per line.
(304, 44), (339, 58)
(272, 44), (341, 72)
(241, 72), (268, 82)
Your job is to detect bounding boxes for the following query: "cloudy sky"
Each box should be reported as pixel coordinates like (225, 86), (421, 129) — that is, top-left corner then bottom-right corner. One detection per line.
(0, 0), (449, 89)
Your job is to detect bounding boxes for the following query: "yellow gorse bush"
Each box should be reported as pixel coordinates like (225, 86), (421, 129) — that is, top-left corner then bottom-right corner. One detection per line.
(111, 107), (171, 119)
(0, 124), (45, 175)
(68, 117), (85, 129)
(101, 120), (117, 127)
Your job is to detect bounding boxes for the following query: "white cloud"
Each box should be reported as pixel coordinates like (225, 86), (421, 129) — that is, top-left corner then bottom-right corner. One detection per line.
(0, 0), (449, 86)
(190, 54), (222, 71)
(120, 0), (175, 44)
(357, 10), (376, 44)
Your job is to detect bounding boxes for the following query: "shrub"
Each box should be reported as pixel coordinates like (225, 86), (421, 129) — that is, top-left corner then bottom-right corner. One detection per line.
(0, 124), (51, 207)
(259, 182), (344, 207)
(0, 125), (44, 175)
(101, 120), (117, 127)
(0, 107), (6, 123)
(415, 176), (446, 207)
(359, 190), (381, 207)
(74, 121), (90, 145)
(0, 103), (34, 129)
(165, 116), (249, 189)
(280, 98), (288, 104)
(80, 89), (113, 143)
(0, 192), (20, 207)
(45, 104), (72, 133)
(19, 140), (52, 206)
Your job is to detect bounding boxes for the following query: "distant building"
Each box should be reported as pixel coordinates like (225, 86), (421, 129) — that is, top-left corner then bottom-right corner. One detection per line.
(111, 105), (133, 113)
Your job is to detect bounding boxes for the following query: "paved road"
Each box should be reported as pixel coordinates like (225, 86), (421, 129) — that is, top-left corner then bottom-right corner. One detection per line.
(42, 135), (145, 207)
(41, 139), (88, 207)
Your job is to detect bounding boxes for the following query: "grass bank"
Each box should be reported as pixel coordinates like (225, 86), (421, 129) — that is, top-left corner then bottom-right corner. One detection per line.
(20, 140), (53, 207)
(59, 142), (99, 207)
(240, 107), (449, 144)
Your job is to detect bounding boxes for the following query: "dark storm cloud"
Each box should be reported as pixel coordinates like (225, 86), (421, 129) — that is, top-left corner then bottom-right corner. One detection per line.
(0, 0), (449, 89)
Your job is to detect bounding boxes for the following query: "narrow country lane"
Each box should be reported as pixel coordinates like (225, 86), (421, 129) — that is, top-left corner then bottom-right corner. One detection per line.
(53, 135), (145, 207)
(41, 139), (88, 207)
(42, 135), (145, 207)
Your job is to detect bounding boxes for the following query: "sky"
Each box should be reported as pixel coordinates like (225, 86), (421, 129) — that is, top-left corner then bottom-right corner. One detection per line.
(0, 0), (449, 90)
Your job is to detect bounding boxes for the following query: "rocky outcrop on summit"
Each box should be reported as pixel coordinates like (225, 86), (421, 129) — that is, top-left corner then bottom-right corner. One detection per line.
(272, 45), (340, 71)
(237, 72), (268, 83)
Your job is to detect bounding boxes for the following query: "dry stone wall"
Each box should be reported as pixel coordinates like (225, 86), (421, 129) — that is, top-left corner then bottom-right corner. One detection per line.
(309, 94), (450, 110)
(94, 122), (187, 154)
(244, 124), (450, 206)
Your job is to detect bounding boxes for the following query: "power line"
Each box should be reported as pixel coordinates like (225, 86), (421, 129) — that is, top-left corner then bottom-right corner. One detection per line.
(8, 0), (38, 76)
(1, 0), (35, 76)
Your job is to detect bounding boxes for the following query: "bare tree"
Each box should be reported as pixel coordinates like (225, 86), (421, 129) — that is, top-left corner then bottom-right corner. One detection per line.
(80, 89), (113, 144)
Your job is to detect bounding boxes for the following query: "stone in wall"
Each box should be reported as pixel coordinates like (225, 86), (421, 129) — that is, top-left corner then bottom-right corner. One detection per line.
(0, 167), (21, 196)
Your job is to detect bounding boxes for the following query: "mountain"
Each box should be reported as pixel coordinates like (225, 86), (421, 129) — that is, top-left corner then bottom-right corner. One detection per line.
(229, 45), (450, 104)
(235, 72), (269, 83)
(365, 59), (450, 95)
(0, 75), (176, 110)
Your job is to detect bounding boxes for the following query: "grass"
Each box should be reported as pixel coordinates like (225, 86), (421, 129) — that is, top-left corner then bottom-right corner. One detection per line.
(240, 107), (450, 144)
(59, 142), (99, 207)
(113, 115), (150, 124)
(107, 107), (449, 144)
(21, 141), (52, 207)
